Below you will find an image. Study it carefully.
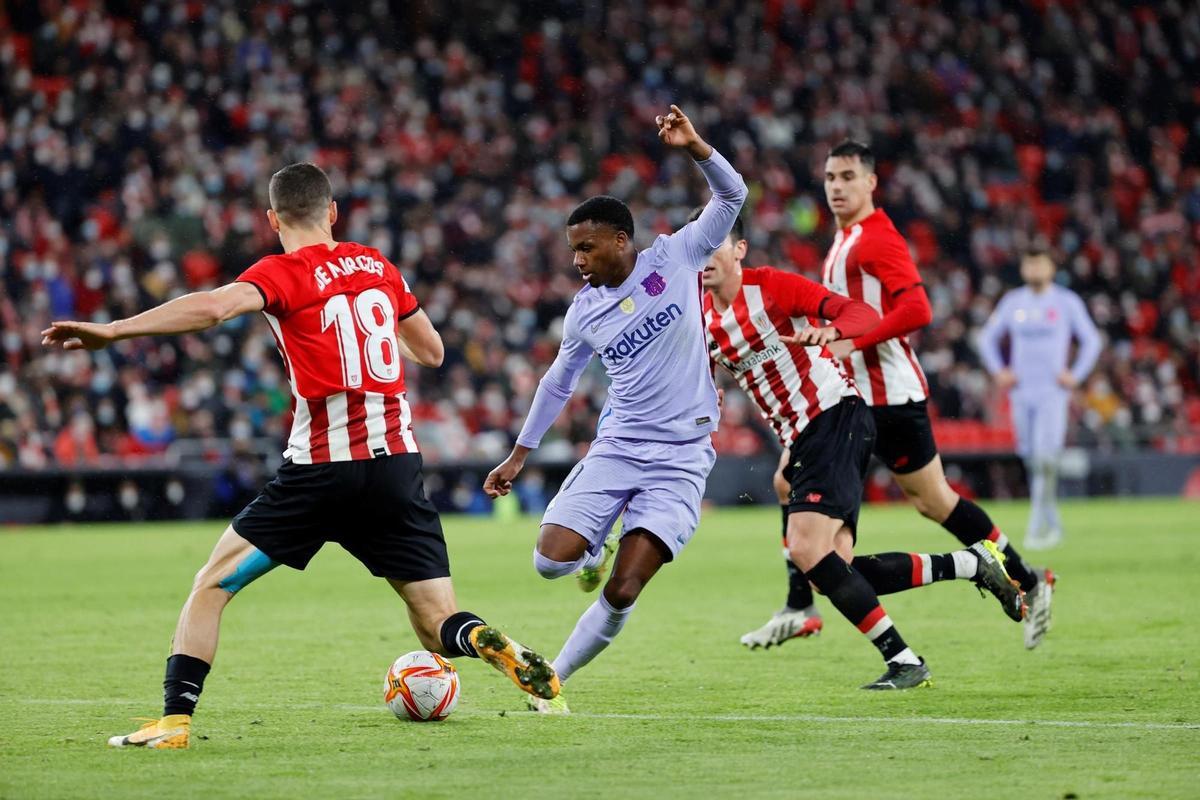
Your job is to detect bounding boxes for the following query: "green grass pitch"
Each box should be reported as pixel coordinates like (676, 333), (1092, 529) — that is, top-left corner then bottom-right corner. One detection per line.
(1, 498), (1197, 799)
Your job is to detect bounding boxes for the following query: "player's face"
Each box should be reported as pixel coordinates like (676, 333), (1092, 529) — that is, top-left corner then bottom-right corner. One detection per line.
(567, 222), (628, 288)
(1021, 255), (1055, 288)
(824, 156), (877, 222)
(700, 235), (747, 290)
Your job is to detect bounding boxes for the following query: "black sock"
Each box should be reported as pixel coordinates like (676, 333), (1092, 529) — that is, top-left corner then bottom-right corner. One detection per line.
(782, 506), (815, 610)
(163, 654), (210, 718)
(440, 611), (486, 658)
(941, 498), (1037, 591)
(851, 552), (957, 595)
(805, 552), (911, 662)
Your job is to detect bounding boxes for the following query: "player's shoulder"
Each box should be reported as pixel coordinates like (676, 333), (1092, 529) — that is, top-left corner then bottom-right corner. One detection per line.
(996, 287), (1024, 309)
(741, 265), (772, 284)
(646, 232), (674, 261)
(745, 265), (803, 288)
(566, 285), (598, 321)
(859, 209), (906, 244)
(1054, 284), (1089, 310)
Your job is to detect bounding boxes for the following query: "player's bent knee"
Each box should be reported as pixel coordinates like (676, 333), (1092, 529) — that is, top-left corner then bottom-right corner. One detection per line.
(536, 524), (589, 563)
(602, 576), (643, 609)
(912, 495), (945, 521)
(787, 542), (820, 573)
(532, 549), (577, 579)
(215, 548), (281, 595)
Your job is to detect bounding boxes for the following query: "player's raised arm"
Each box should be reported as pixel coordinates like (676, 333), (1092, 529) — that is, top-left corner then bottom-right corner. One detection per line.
(656, 105), (748, 270)
(41, 282), (264, 351)
(484, 312), (593, 497)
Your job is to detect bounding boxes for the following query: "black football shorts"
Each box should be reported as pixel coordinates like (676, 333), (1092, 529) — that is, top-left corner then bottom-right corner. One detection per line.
(782, 397), (876, 538)
(232, 453), (449, 581)
(870, 400), (939, 474)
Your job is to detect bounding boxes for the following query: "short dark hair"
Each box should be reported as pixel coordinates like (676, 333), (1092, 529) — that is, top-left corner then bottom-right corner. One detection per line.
(567, 195), (634, 237)
(269, 163), (333, 226)
(828, 140), (875, 172)
(687, 206), (744, 243)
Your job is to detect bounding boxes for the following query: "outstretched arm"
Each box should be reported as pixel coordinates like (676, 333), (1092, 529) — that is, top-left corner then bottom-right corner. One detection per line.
(484, 321), (593, 497)
(42, 282), (264, 351)
(657, 105), (748, 271)
(765, 271), (881, 347)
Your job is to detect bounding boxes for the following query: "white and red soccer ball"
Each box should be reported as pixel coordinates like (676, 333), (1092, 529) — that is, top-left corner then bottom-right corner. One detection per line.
(384, 651), (460, 721)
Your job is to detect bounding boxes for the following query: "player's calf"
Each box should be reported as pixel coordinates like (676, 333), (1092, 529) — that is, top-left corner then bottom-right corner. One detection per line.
(784, 511), (846, 572)
(803, 551), (926, 682)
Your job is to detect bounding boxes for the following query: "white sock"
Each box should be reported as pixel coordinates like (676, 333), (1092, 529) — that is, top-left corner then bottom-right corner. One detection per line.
(532, 550), (580, 579)
(1041, 461), (1061, 532)
(532, 547), (606, 580)
(551, 594), (634, 682)
(578, 546), (606, 570)
(889, 647), (921, 666)
(952, 550), (979, 580)
(1027, 458), (1047, 539)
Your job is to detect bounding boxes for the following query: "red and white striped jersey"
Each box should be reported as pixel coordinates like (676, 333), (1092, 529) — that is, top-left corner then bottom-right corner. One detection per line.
(237, 242), (420, 464)
(821, 209), (929, 406)
(704, 267), (857, 447)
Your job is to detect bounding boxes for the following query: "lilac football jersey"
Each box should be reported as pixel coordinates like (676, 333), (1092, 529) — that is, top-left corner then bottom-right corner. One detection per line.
(978, 283), (1102, 397)
(517, 149), (748, 446)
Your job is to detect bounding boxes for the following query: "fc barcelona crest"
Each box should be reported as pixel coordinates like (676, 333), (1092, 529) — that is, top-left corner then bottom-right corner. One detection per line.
(641, 271), (667, 296)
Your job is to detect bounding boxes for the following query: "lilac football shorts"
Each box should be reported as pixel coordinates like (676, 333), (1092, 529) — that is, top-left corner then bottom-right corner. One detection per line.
(541, 436), (715, 561)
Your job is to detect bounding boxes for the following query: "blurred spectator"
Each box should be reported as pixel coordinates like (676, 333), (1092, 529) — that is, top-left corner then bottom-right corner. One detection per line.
(0, 0), (1196, 478)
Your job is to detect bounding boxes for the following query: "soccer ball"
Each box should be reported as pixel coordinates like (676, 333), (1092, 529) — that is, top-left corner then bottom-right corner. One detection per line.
(384, 651), (460, 721)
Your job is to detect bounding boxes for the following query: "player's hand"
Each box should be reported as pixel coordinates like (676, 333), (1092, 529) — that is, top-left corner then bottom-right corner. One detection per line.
(825, 338), (856, 361)
(781, 325), (841, 348)
(996, 368), (1018, 390)
(484, 451), (527, 498)
(1057, 370), (1079, 390)
(41, 320), (118, 351)
(655, 105), (711, 159)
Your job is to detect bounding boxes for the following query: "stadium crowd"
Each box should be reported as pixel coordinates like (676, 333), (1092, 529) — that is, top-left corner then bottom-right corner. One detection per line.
(2, 0), (1198, 479)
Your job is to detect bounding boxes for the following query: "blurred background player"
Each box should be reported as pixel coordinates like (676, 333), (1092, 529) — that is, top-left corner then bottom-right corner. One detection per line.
(741, 140), (1056, 652)
(484, 106), (745, 713)
(978, 250), (1102, 550)
(42, 163), (558, 749)
(700, 210), (1026, 689)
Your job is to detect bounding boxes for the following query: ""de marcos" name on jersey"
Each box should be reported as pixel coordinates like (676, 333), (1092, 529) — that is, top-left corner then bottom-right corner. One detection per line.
(314, 256), (386, 291)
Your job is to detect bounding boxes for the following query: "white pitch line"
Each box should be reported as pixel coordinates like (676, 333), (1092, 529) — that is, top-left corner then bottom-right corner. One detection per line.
(9, 698), (1198, 732)
(558, 711), (1200, 732)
